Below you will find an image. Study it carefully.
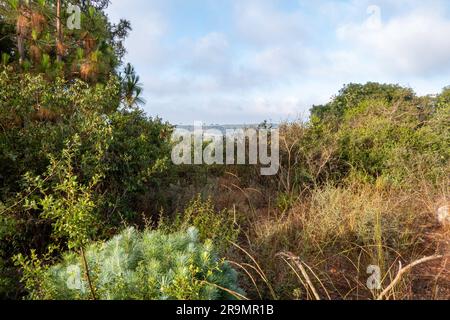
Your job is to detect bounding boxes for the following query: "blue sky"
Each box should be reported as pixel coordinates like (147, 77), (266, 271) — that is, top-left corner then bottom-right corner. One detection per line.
(106, 0), (450, 124)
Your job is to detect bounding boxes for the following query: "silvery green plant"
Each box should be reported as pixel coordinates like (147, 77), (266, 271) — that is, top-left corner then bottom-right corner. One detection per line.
(27, 227), (244, 300)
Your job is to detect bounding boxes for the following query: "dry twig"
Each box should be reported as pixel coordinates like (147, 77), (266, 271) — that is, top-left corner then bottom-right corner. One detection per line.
(377, 255), (449, 300)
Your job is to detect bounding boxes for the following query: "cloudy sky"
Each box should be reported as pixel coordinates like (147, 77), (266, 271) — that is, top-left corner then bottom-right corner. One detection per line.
(106, 0), (450, 124)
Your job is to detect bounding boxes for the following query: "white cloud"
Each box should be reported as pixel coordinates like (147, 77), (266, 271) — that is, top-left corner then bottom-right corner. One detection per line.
(337, 6), (450, 76)
(106, 0), (450, 124)
(183, 32), (231, 74)
(233, 0), (310, 46)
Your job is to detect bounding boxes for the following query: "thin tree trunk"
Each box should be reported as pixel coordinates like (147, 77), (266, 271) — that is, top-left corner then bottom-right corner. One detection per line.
(16, 1), (25, 64)
(17, 34), (25, 64)
(80, 247), (97, 300)
(56, 0), (63, 62)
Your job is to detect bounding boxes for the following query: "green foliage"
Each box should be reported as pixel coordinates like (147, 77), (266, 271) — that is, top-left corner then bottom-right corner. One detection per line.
(304, 82), (448, 184)
(276, 192), (296, 214)
(0, 70), (173, 298)
(311, 82), (414, 121)
(0, 205), (17, 297)
(13, 249), (53, 300)
(1, 52), (10, 65)
(0, 17), (447, 301)
(0, 69), (172, 218)
(121, 63), (145, 108)
(23, 135), (101, 249)
(0, 70), (119, 199)
(241, 86), (448, 299)
(0, 0), (131, 82)
(437, 86), (450, 108)
(21, 227), (243, 300)
(169, 195), (240, 253)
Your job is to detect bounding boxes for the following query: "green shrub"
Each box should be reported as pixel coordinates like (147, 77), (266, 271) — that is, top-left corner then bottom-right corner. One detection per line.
(306, 82), (449, 184)
(22, 135), (101, 250)
(169, 195), (240, 253)
(0, 207), (17, 298)
(0, 69), (174, 298)
(311, 82), (414, 121)
(437, 86), (450, 108)
(21, 227), (244, 300)
(0, 70), (173, 218)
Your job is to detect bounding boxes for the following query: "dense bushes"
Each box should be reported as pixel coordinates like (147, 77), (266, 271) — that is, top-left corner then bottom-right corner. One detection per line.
(0, 69), (173, 206)
(0, 69), (174, 298)
(310, 82), (415, 121)
(1, 1), (247, 301)
(0, 207), (16, 296)
(168, 195), (240, 253)
(222, 83), (449, 300)
(335, 89), (449, 183)
(281, 83), (449, 187)
(18, 227), (243, 300)
(1, 73), (448, 300)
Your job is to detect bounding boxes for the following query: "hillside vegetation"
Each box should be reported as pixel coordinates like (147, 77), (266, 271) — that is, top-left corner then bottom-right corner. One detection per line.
(0, 0), (449, 300)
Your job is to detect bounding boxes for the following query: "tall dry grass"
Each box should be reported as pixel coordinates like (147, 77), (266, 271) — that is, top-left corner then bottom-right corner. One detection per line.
(221, 177), (448, 300)
(212, 121), (449, 300)
(166, 116), (449, 300)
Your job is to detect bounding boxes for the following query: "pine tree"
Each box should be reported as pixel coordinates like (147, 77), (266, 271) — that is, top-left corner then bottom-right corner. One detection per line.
(0, 0), (131, 82)
(20, 227), (244, 300)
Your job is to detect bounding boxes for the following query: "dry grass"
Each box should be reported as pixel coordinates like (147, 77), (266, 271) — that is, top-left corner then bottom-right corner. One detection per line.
(167, 120), (449, 300)
(30, 12), (46, 33)
(16, 14), (29, 36)
(215, 174), (448, 300)
(29, 44), (42, 63)
(80, 62), (98, 82)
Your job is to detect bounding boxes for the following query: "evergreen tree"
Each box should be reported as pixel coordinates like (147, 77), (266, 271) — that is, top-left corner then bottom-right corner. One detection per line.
(0, 0), (131, 82)
(18, 227), (244, 300)
(121, 63), (145, 109)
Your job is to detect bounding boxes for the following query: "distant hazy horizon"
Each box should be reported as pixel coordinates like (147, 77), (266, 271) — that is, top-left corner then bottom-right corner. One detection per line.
(175, 123), (279, 131)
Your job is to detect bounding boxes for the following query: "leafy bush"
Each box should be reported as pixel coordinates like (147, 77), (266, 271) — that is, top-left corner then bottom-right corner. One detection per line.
(311, 82), (414, 121)
(0, 70), (118, 198)
(20, 227), (243, 300)
(168, 195), (240, 253)
(0, 207), (17, 298)
(0, 69), (174, 298)
(0, 70), (173, 213)
(303, 82), (449, 184)
(22, 135), (101, 250)
(222, 83), (449, 300)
